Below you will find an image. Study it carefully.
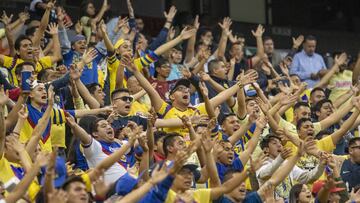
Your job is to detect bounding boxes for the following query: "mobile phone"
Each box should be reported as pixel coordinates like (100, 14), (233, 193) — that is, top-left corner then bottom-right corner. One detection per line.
(21, 71), (32, 92)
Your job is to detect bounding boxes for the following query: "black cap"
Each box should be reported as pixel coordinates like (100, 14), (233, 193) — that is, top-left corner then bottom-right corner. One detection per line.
(169, 79), (191, 95)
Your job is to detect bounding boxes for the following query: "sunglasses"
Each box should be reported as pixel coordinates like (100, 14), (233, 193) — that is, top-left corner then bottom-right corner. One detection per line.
(351, 146), (360, 149)
(114, 96), (133, 103)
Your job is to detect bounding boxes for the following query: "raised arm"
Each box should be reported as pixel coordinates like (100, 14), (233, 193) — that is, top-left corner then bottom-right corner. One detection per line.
(184, 15), (199, 63)
(209, 70), (258, 108)
(5, 92), (28, 130)
(319, 97), (355, 130)
(330, 103), (360, 145)
(0, 12), (15, 56)
(32, 1), (53, 48)
(228, 115), (253, 145)
(124, 54), (164, 111)
(0, 87), (7, 157)
(236, 83), (247, 119)
(117, 164), (170, 203)
(25, 90), (53, 160)
(314, 53), (347, 89)
(154, 27), (196, 56)
(88, 133), (137, 181)
(257, 143), (303, 201)
(199, 81), (216, 118)
(5, 152), (49, 203)
(217, 17), (232, 59)
(70, 64), (101, 109)
(65, 113), (92, 145)
(250, 24), (265, 66)
(99, 20), (115, 53)
(202, 129), (221, 187)
(200, 72), (236, 108)
(239, 116), (266, 165)
(46, 23), (62, 64)
(91, 0), (109, 24)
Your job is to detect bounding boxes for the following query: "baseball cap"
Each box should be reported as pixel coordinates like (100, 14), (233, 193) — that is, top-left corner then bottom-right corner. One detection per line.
(71, 34), (86, 44)
(169, 79), (190, 95)
(312, 180), (345, 194)
(41, 156), (67, 188)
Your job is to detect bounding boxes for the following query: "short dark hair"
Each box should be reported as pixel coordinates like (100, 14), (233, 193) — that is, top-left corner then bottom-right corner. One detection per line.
(208, 59), (221, 75)
(289, 74), (300, 79)
(294, 102), (310, 111)
(15, 61), (36, 76)
(111, 88), (130, 100)
(218, 113), (237, 125)
(310, 87), (325, 97)
(90, 117), (105, 135)
(25, 26), (38, 36)
(15, 35), (32, 51)
(305, 35), (317, 42)
(86, 83), (102, 94)
(154, 131), (167, 143)
(162, 132), (182, 157)
(37, 69), (52, 82)
(260, 134), (281, 149)
(314, 99), (332, 113)
(349, 137), (360, 148)
(61, 176), (85, 190)
(263, 36), (273, 43)
(296, 117), (312, 130)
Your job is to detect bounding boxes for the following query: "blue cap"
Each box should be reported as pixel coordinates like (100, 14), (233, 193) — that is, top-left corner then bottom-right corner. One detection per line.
(115, 173), (139, 196)
(71, 34), (86, 44)
(41, 156), (67, 188)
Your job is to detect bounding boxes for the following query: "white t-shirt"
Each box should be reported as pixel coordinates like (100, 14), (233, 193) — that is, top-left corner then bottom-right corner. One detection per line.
(83, 138), (128, 183)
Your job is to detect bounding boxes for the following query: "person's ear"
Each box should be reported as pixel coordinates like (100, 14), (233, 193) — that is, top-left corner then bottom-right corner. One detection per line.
(169, 94), (175, 101)
(315, 110), (321, 117)
(92, 132), (99, 139)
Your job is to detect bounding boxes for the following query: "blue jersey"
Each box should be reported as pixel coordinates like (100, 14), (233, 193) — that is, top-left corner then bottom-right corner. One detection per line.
(63, 49), (103, 85)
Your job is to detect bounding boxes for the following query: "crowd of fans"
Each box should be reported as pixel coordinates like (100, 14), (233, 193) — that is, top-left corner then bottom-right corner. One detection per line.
(1, 0), (360, 202)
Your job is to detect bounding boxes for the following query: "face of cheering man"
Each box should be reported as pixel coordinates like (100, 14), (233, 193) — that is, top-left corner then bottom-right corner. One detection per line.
(111, 89), (134, 116)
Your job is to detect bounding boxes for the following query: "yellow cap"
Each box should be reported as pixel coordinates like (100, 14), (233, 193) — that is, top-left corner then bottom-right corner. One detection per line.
(114, 38), (125, 49)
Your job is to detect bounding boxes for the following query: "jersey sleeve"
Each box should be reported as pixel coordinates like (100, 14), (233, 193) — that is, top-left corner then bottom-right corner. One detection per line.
(157, 102), (171, 119)
(133, 50), (159, 72)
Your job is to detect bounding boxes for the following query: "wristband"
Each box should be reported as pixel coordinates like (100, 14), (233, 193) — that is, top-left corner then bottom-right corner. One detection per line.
(166, 20), (172, 23)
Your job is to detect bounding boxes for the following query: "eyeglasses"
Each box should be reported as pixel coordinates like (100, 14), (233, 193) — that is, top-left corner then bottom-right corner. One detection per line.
(174, 86), (189, 92)
(113, 96), (133, 103)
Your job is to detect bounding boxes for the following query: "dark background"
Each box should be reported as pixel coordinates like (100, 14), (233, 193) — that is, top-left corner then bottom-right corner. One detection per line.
(1, 0), (360, 55)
